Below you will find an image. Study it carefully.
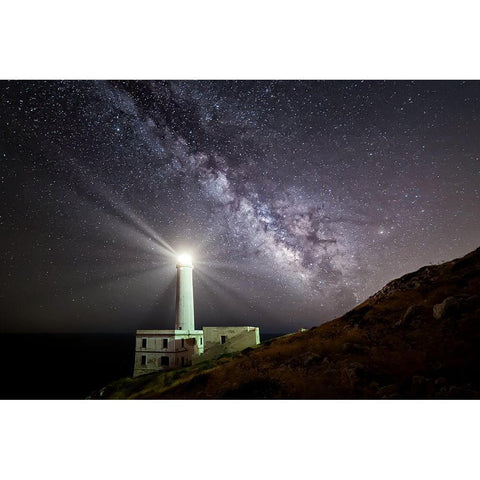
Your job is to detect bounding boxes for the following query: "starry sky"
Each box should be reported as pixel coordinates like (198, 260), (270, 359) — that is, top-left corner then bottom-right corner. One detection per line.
(1, 80), (479, 333)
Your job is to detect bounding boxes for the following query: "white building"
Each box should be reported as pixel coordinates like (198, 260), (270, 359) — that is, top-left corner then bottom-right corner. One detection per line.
(133, 254), (260, 377)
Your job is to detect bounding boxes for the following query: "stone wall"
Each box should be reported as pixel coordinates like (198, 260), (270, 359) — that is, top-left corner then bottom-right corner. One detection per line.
(195, 326), (260, 363)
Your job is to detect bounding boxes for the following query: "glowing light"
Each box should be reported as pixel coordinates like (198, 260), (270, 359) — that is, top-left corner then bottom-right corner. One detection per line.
(177, 253), (193, 267)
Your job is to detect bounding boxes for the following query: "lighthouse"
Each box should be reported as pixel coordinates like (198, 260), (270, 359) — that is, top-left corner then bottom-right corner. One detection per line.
(174, 253), (195, 331)
(132, 251), (260, 377)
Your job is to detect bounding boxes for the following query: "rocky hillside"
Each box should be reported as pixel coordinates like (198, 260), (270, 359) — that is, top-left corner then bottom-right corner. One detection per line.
(93, 247), (480, 399)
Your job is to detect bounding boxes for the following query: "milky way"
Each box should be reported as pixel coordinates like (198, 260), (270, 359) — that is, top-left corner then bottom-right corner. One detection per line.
(1, 81), (479, 332)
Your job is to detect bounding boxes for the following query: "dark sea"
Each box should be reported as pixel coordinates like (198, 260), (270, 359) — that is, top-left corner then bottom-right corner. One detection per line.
(0, 332), (282, 399)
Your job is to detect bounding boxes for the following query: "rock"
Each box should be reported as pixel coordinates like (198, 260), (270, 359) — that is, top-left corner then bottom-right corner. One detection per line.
(303, 352), (322, 367)
(404, 305), (419, 322)
(342, 362), (365, 385)
(433, 297), (459, 319)
(396, 305), (419, 326)
(378, 384), (397, 398)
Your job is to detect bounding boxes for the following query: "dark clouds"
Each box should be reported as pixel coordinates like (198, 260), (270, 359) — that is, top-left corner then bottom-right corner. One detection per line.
(1, 80), (479, 332)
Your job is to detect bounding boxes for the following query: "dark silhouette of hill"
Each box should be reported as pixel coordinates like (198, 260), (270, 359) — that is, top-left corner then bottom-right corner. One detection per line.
(94, 247), (480, 399)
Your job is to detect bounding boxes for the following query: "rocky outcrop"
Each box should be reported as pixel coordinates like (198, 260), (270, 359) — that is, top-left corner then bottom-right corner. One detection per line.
(433, 297), (459, 319)
(369, 247), (480, 306)
(395, 305), (427, 326)
(370, 265), (440, 304)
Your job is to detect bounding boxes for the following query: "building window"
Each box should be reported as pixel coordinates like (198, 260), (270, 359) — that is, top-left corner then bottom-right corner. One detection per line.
(163, 339), (168, 349)
(142, 338), (147, 348)
(181, 357), (185, 366)
(141, 355), (146, 365)
(161, 356), (169, 366)
(181, 339), (185, 348)
(221, 335), (227, 344)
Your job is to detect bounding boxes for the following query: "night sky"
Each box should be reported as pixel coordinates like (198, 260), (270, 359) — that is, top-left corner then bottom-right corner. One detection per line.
(1, 80), (479, 333)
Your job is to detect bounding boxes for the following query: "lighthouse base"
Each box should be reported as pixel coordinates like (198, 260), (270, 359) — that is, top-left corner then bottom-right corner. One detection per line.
(133, 326), (260, 377)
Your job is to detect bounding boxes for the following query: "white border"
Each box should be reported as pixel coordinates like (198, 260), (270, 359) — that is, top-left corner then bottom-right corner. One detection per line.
(1, 400), (478, 479)
(1, 0), (479, 79)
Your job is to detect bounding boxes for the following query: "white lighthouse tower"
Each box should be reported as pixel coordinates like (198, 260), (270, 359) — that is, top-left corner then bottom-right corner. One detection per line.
(174, 253), (195, 331)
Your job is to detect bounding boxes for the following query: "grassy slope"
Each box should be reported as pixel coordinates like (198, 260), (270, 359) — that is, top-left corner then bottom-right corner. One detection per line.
(94, 247), (480, 399)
